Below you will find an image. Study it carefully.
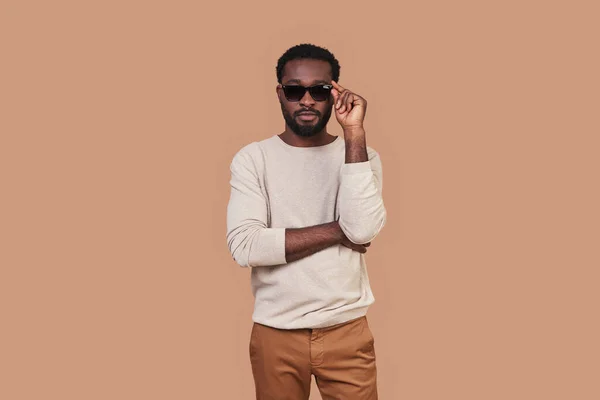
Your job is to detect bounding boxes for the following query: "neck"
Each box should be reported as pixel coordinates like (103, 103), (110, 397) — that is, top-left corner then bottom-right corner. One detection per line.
(279, 128), (336, 148)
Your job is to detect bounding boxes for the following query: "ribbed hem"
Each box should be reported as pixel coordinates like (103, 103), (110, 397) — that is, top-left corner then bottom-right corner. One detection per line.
(252, 306), (370, 330)
(340, 160), (372, 174)
(273, 227), (287, 265)
(248, 227), (287, 267)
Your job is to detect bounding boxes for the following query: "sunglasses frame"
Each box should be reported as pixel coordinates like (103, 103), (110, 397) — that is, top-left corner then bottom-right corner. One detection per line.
(280, 83), (333, 102)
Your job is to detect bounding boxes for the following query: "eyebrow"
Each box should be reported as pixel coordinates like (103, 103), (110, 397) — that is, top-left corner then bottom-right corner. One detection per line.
(284, 79), (330, 85)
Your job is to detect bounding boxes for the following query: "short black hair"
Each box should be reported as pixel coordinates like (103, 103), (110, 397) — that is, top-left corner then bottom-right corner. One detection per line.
(276, 43), (340, 84)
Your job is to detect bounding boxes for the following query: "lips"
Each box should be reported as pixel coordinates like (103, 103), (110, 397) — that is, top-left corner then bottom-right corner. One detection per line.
(297, 112), (318, 121)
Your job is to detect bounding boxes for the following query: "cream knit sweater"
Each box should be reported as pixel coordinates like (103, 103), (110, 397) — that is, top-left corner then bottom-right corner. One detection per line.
(226, 134), (386, 329)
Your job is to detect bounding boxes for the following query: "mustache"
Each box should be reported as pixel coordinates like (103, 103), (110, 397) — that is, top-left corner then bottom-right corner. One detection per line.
(295, 109), (320, 117)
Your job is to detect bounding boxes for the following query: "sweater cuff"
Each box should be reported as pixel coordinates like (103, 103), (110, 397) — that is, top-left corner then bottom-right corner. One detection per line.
(340, 161), (372, 175)
(273, 228), (287, 265)
(255, 227), (286, 266)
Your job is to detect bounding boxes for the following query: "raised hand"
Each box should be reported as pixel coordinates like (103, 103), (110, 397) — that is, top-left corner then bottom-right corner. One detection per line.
(330, 80), (367, 129)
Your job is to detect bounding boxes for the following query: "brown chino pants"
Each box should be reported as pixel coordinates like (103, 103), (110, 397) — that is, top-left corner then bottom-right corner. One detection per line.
(249, 315), (378, 400)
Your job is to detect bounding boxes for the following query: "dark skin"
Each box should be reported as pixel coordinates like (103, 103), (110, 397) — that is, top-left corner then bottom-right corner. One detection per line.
(276, 59), (337, 147)
(274, 59), (371, 262)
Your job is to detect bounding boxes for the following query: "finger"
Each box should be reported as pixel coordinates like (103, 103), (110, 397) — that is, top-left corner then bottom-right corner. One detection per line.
(344, 92), (355, 113)
(333, 89), (345, 110)
(337, 90), (347, 111)
(331, 88), (340, 104)
(331, 80), (346, 93)
(340, 91), (353, 113)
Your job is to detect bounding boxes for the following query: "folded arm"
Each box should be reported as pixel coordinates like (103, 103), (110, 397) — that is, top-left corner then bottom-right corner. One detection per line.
(337, 130), (387, 244)
(226, 147), (348, 268)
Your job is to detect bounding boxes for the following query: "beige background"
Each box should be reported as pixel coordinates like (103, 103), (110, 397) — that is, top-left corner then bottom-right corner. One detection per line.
(1, 1), (599, 399)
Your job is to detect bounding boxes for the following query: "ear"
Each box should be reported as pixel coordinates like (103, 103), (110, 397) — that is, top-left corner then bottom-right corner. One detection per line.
(276, 84), (283, 101)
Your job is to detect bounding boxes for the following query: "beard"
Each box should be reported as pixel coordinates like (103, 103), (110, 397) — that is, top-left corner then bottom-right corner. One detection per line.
(280, 102), (333, 137)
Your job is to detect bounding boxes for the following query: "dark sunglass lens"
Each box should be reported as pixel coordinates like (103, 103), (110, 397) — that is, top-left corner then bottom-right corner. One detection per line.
(283, 86), (306, 101)
(309, 85), (332, 101)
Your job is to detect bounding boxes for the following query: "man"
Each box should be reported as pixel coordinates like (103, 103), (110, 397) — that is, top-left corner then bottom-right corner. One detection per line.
(226, 43), (386, 400)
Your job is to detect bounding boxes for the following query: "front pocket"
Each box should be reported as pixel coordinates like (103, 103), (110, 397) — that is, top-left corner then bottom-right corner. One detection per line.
(363, 318), (375, 355)
(249, 323), (258, 358)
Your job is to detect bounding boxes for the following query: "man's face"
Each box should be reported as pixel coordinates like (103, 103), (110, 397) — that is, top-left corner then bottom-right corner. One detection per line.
(277, 59), (334, 137)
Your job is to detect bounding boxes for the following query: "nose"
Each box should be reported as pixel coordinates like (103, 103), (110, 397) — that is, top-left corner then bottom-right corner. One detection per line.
(299, 89), (316, 107)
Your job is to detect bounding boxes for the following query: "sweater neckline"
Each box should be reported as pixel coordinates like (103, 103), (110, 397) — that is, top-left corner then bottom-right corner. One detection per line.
(273, 134), (341, 151)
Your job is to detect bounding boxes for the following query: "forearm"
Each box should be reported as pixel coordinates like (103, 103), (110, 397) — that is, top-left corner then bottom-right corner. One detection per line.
(285, 221), (345, 263)
(338, 126), (387, 244)
(344, 127), (368, 163)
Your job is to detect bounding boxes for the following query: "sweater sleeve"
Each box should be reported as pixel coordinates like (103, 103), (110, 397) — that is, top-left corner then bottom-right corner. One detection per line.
(337, 148), (387, 244)
(226, 146), (287, 268)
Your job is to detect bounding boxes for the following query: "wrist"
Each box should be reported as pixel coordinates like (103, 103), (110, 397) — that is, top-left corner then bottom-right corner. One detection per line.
(330, 221), (345, 243)
(343, 125), (365, 136)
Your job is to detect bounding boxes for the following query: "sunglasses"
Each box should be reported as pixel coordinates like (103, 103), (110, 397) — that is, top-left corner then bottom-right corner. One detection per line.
(280, 84), (333, 102)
